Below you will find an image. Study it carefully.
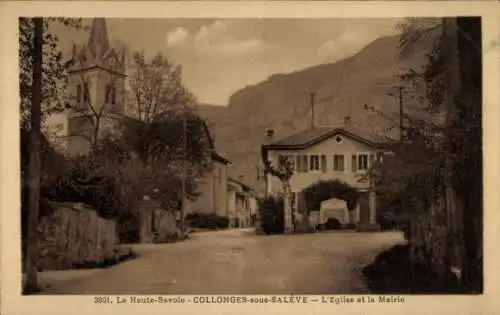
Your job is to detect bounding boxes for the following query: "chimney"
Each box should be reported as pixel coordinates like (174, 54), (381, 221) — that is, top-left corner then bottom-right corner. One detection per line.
(344, 116), (351, 126)
(266, 129), (274, 142)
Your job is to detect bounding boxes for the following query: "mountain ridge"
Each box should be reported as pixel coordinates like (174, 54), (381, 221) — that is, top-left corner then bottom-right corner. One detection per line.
(197, 27), (440, 194)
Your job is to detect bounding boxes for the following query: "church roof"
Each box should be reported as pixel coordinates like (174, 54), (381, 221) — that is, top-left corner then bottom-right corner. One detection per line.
(87, 18), (111, 60)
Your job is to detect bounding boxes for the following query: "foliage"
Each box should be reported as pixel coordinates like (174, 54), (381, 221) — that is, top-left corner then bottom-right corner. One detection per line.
(128, 51), (196, 124)
(369, 18), (483, 293)
(19, 18), (87, 128)
(324, 218), (341, 230)
(185, 213), (229, 230)
(302, 179), (359, 211)
(42, 155), (126, 220)
(258, 196), (284, 235)
(120, 114), (213, 208)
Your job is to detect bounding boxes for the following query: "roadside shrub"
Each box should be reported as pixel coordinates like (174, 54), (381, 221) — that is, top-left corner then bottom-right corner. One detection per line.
(343, 223), (356, 230)
(302, 179), (359, 211)
(324, 218), (341, 230)
(258, 196), (284, 235)
(42, 159), (125, 220)
(186, 212), (229, 229)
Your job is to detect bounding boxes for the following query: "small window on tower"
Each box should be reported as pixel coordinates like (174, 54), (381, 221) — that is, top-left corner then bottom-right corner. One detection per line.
(111, 86), (116, 104)
(76, 84), (82, 103)
(105, 84), (110, 103)
(83, 82), (90, 103)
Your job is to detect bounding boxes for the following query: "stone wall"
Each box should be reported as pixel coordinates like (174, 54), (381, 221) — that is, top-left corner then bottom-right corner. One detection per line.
(36, 202), (118, 270)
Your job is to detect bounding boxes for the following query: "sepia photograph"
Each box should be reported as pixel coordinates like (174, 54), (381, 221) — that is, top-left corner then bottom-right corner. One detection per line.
(1, 3), (494, 311)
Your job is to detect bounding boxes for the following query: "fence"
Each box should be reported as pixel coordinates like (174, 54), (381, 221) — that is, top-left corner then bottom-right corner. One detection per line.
(36, 202), (118, 270)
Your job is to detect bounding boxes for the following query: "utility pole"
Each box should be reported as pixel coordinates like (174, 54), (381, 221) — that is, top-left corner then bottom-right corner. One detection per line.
(24, 17), (43, 294)
(310, 92), (315, 129)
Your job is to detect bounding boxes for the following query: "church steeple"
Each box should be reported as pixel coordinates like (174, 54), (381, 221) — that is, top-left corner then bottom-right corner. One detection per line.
(87, 18), (110, 61)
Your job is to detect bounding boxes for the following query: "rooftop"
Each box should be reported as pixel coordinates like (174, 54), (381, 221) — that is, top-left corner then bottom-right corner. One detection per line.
(264, 125), (390, 150)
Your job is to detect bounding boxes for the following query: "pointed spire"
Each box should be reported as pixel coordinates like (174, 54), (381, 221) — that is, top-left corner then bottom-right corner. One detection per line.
(87, 18), (110, 61)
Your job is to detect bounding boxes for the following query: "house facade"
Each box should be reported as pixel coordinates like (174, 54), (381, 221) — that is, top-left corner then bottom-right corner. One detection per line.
(184, 151), (230, 218)
(227, 177), (257, 228)
(262, 118), (387, 229)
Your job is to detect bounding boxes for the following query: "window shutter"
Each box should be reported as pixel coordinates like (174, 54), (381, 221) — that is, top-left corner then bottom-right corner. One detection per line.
(296, 155), (302, 172)
(370, 154), (375, 167)
(321, 155), (326, 173)
(340, 155), (345, 171)
(303, 155), (309, 172)
(352, 154), (357, 172)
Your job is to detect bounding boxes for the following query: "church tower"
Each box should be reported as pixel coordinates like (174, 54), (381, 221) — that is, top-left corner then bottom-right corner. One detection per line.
(66, 18), (128, 155)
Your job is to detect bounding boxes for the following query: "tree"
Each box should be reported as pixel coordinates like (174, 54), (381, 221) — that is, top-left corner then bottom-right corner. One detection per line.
(302, 179), (359, 212)
(369, 17), (483, 293)
(128, 51), (196, 124)
(23, 17), (43, 294)
(123, 51), (211, 222)
(19, 18), (87, 128)
(261, 149), (295, 234)
(120, 113), (213, 207)
(20, 17), (86, 294)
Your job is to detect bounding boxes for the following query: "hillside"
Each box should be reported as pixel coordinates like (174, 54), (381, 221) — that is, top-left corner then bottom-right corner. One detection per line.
(198, 27), (441, 194)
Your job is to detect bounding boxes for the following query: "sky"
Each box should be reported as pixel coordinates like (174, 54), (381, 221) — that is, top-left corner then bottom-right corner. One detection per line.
(52, 18), (403, 105)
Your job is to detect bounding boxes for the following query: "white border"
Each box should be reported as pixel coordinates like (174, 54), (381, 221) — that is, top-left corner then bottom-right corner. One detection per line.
(1, 2), (499, 315)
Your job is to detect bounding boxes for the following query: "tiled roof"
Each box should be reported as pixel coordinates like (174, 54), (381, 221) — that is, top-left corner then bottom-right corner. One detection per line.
(264, 125), (389, 149)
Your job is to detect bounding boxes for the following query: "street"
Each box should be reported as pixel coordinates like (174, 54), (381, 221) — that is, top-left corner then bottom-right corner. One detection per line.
(38, 229), (405, 295)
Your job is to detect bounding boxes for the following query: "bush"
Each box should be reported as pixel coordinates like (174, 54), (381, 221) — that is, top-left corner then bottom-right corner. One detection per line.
(186, 212), (229, 230)
(302, 179), (359, 211)
(343, 223), (356, 230)
(258, 196), (284, 235)
(42, 159), (125, 220)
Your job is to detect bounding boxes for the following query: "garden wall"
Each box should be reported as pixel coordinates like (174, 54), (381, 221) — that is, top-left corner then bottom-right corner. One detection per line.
(36, 202), (118, 270)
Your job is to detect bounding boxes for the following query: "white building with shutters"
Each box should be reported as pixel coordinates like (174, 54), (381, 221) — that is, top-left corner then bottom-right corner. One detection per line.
(261, 117), (389, 228)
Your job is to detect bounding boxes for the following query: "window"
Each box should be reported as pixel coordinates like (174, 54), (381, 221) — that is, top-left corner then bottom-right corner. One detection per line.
(333, 154), (345, 171)
(358, 154), (369, 170)
(309, 155), (320, 171)
(285, 154), (295, 170)
(76, 84), (82, 103)
(320, 155), (326, 173)
(105, 84), (110, 103)
(83, 82), (90, 103)
(302, 155), (309, 172)
(111, 86), (116, 104)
